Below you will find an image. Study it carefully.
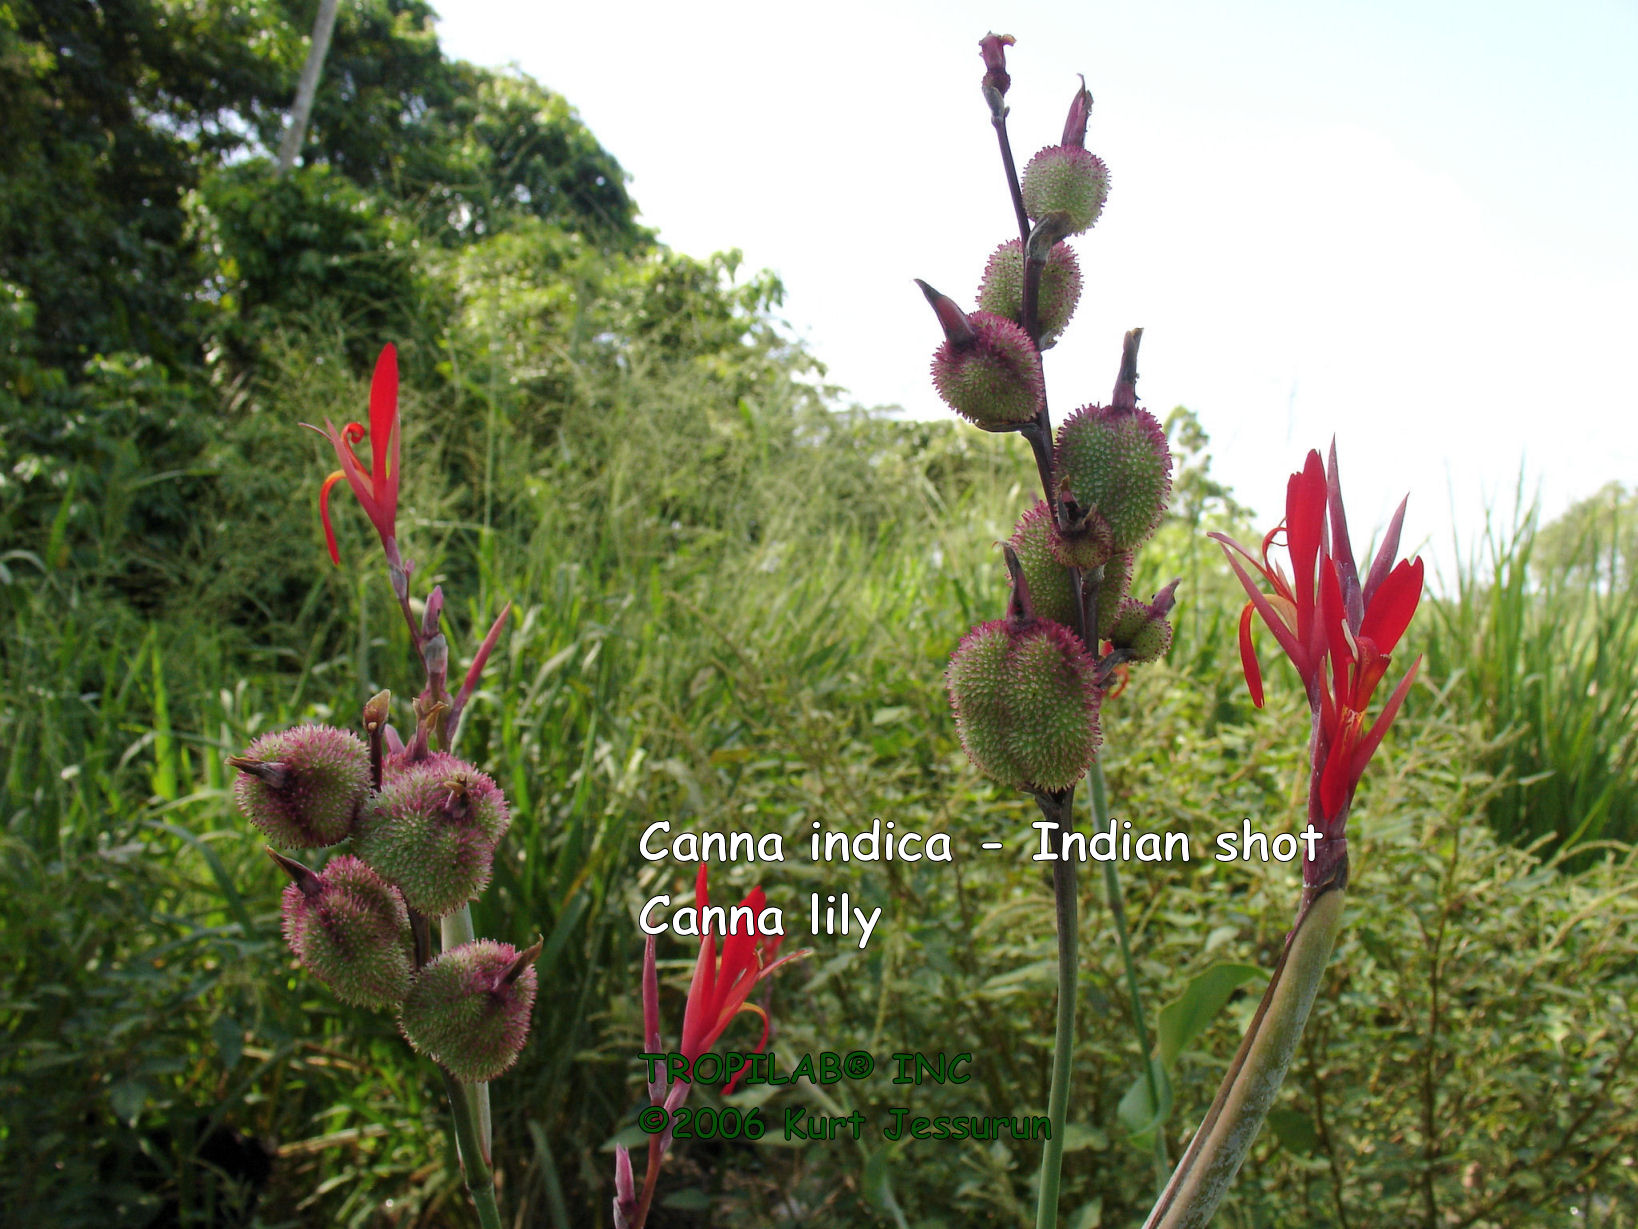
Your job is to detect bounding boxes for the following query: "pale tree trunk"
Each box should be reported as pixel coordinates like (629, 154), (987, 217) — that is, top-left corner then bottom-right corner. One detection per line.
(275, 0), (342, 176)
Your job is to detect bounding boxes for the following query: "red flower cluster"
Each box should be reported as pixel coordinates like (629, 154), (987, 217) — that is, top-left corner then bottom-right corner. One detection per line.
(1213, 444), (1423, 839)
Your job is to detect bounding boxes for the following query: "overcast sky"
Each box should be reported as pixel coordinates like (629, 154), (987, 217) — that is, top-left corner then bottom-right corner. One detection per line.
(434, 0), (1637, 581)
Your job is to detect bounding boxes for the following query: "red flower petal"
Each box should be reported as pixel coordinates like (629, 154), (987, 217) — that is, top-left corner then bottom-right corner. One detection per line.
(1359, 557), (1424, 655)
(1237, 603), (1265, 707)
(1286, 451), (1328, 640)
(368, 344), (399, 534)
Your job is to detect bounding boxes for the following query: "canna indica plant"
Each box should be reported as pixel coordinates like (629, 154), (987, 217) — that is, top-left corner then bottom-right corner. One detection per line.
(923, 34), (1422, 1229)
(227, 345), (531, 1229)
(922, 32), (1180, 1228)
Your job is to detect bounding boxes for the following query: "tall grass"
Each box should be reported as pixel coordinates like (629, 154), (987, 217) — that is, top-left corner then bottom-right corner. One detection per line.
(1423, 499), (1638, 850)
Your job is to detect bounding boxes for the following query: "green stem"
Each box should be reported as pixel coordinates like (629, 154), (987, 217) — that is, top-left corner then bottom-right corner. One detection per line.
(1142, 886), (1345, 1228)
(1035, 793), (1079, 1229)
(1091, 759), (1169, 1187)
(439, 1063), (503, 1229)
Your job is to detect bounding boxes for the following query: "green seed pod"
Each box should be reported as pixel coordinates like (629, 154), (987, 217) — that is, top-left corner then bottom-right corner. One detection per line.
(400, 939), (539, 1082)
(1094, 551), (1135, 641)
(1021, 145), (1111, 235)
(947, 616), (1101, 793)
(231, 725), (369, 849)
(278, 853), (413, 1010)
(976, 239), (1084, 348)
(355, 756), (501, 918)
(1054, 404), (1173, 553)
(1109, 598), (1173, 662)
(1048, 509), (1116, 570)
(1009, 501), (1078, 626)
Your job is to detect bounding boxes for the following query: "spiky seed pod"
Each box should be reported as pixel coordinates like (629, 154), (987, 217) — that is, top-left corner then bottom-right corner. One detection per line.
(1049, 511), (1116, 570)
(1109, 598), (1174, 662)
(930, 311), (1045, 428)
(976, 240), (1084, 348)
(381, 752), (511, 845)
(947, 617), (1101, 793)
(1095, 551), (1135, 640)
(1021, 146), (1111, 236)
(354, 757), (501, 918)
(231, 725), (369, 849)
(1009, 501), (1078, 626)
(400, 940), (538, 1082)
(1054, 404), (1173, 554)
(279, 854), (413, 1010)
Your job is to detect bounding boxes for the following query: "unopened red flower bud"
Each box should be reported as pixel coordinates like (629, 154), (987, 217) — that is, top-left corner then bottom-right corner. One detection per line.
(400, 938), (540, 1082)
(1055, 403), (1172, 554)
(355, 754), (507, 917)
(1021, 146), (1110, 236)
(1061, 76), (1093, 148)
(1009, 501), (1077, 626)
(979, 32), (1015, 111)
(274, 851), (413, 1010)
(918, 281), (1043, 428)
(977, 239), (1083, 349)
(230, 725), (369, 849)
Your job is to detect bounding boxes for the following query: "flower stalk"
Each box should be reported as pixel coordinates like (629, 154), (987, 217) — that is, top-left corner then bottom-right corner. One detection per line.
(1145, 447), (1422, 1222)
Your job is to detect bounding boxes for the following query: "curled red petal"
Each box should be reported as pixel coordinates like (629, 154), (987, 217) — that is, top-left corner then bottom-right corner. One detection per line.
(1217, 539), (1306, 669)
(1237, 603), (1265, 707)
(318, 471), (346, 566)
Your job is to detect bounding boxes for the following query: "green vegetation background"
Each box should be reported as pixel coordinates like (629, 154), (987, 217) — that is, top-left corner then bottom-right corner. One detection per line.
(3, 3), (1635, 1225)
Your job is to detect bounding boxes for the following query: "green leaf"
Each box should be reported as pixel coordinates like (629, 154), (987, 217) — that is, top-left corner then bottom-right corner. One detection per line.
(1060, 1122), (1107, 1152)
(109, 1078), (148, 1124)
(212, 1015), (243, 1069)
(1117, 1056), (1173, 1141)
(861, 1148), (894, 1210)
(661, 1188), (711, 1210)
(1266, 1107), (1321, 1155)
(1157, 962), (1264, 1068)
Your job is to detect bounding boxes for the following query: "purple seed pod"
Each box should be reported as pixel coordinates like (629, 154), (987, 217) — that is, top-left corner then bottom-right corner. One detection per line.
(399, 939), (540, 1082)
(354, 755), (506, 918)
(977, 239), (1083, 349)
(276, 852), (413, 1010)
(230, 725), (370, 849)
(1021, 145), (1111, 236)
(917, 280), (1044, 429)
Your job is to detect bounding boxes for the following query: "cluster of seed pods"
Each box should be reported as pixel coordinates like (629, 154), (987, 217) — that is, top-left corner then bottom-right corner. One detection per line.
(927, 34), (1179, 796)
(230, 716), (537, 1082)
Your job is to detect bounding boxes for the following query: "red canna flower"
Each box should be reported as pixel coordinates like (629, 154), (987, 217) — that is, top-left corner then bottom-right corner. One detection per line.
(311, 344), (401, 566)
(1212, 443), (1423, 889)
(678, 863), (805, 1092)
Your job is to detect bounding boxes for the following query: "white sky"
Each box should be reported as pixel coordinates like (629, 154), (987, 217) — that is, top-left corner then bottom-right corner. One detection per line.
(434, 0), (1638, 580)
